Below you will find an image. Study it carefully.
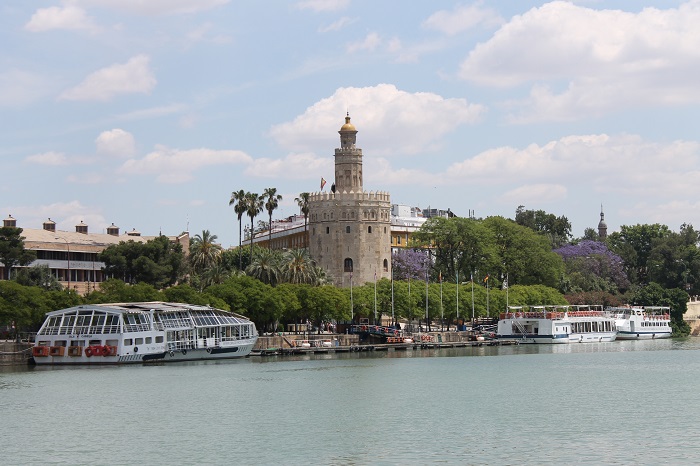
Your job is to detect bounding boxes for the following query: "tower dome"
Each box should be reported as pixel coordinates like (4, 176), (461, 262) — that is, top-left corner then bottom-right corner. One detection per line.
(340, 113), (356, 132)
(598, 204), (608, 239)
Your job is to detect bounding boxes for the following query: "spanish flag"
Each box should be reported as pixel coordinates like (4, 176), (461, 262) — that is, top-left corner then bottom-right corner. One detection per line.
(483, 274), (489, 283)
(321, 177), (327, 190)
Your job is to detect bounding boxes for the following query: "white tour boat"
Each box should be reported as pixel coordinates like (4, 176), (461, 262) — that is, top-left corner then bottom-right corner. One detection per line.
(30, 301), (258, 365)
(496, 305), (617, 344)
(605, 306), (672, 340)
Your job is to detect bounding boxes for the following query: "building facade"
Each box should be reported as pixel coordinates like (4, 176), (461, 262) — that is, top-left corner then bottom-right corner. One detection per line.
(1, 215), (189, 295)
(308, 115), (392, 287)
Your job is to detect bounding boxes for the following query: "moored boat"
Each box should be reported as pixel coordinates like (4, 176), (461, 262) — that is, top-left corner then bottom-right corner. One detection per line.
(496, 305), (617, 344)
(30, 301), (258, 365)
(605, 306), (672, 340)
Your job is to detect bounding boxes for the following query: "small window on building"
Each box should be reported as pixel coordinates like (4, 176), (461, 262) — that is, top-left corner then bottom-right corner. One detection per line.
(346, 226), (351, 233)
(326, 227), (330, 234)
(145, 337), (152, 344)
(383, 259), (388, 272)
(344, 258), (353, 272)
(398, 236), (402, 245)
(368, 226), (372, 233)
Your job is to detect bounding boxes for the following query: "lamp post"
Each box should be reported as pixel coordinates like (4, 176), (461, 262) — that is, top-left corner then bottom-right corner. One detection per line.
(55, 236), (70, 290)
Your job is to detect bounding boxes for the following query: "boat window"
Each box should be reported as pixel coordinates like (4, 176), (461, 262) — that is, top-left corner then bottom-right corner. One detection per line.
(135, 338), (144, 345)
(124, 338), (133, 346)
(155, 336), (164, 343)
(88, 339), (101, 345)
(145, 337), (152, 344)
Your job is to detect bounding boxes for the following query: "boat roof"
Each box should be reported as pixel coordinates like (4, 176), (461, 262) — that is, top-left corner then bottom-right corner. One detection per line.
(44, 301), (246, 318)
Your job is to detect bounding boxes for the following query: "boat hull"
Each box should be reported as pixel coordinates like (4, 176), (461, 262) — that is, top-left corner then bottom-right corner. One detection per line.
(615, 331), (672, 340)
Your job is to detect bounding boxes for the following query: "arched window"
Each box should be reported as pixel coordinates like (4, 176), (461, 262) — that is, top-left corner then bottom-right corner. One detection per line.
(367, 226), (372, 233)
(344, 258), (353, 272)
(346, 226), (351, 233)
(326, 227), (330, 234)
(383, 259), (388, 272)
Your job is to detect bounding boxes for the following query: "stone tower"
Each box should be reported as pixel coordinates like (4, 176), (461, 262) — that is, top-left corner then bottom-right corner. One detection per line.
(598, 204), (608, 240)
(308, 114), (392, 287)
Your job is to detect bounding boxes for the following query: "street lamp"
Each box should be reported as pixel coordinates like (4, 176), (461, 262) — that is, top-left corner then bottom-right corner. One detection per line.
(55, 236), (70, 290)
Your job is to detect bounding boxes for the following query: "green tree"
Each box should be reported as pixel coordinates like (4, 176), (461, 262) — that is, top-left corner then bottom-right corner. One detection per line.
(99, 236), (185, 288)
(189, 230), (222, 276)
(84, 279), (163, 303)
(515, 205), (572, 248)
(229, 189), (248, 270)
(263, 187), (282, 250)
(608, 223), (671, 284)
(14, 264), (62, 290)
(0, 226), (36, 280)
(246, 248), (282, 285)
(295, 192), (310, 248)
(245, 192), (264, 263)
(280, 248), (316, 284)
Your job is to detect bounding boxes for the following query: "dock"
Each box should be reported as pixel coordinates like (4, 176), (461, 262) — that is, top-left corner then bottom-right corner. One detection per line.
(251, 338), (519, 356)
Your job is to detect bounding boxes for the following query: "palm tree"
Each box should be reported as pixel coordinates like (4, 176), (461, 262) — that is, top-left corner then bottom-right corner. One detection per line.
(246, 248), (282, 286)
(228, 189), (248, 271)
(282, 248), (315, 284)
(263, 187), (283, 250)
(295, 192), (310, 248)
(190, 230), (223, 274)
(245, 192), (264, 264)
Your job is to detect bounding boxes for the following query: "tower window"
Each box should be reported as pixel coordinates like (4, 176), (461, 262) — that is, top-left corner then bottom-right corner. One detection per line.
(326, 227), (330, 234)
(344, 258), (353, 272)
(346, 226), (350, 233)
(383, 259), (388, 272)
(368, 226), (372, 234)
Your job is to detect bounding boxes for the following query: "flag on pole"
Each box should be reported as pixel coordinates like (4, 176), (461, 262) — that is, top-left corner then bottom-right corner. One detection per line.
(483, 274), (489, 283)
(320, 177), (327, 190)
(438, 271), (442, 283)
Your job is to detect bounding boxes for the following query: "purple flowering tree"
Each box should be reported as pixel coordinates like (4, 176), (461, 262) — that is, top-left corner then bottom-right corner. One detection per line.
(554, 240), (630, 293)
(392, 248), (430, 281)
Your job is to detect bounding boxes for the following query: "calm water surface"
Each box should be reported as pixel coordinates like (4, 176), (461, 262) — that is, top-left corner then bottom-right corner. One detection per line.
(3, 339), (700, 465)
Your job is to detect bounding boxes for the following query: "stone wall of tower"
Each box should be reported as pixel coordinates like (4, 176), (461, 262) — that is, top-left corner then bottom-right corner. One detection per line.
(308, 191), (392, 287)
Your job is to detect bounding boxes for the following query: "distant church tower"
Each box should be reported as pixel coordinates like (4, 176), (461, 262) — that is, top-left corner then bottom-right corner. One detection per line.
(598, 204), (608, 240)
(308, 114), (392, 287)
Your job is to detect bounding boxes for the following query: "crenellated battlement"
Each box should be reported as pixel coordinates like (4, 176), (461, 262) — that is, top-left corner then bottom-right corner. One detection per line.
(309, 190), (391, 203)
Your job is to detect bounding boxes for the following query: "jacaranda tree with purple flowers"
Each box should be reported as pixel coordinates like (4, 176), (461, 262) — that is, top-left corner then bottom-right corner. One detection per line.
(554, 240), (630, 293)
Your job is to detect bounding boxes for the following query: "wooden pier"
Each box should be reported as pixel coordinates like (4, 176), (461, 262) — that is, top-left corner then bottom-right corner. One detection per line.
(251, 338), (519, 357)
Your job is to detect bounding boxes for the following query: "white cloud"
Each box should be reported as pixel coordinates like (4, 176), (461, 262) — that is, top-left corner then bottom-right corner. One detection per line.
(59, 55), (156, 102)
(0, 69), (52, 107)
(459, 1), (700, 121)
(268, 84), (485, 156)
(295, 0), (350, 12)
(25, 4), (99, 33)
(9, 200), (107, 233)
(244, 152), (332, 179)
(423, 2), (503, 35)
(95, 129), (136, 158)
(25, 151), (69, 166)
(499, 183), (568, 205)
(118, 145), (252, 183)
(77, 0), (229, 15)
(318, 16), (356, 33)
(346, 32), (382, 53)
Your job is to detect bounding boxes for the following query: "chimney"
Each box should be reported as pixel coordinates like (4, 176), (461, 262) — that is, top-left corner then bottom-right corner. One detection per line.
(107, 223), (120, 236)
(3, 214), (17, 228)
(75, 220), (88, 234)
(127, 228), (141, 237)
(43, 218), (56, 232)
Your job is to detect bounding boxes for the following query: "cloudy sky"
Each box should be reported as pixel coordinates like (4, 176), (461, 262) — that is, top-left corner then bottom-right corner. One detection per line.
(3, 0), (700, 247)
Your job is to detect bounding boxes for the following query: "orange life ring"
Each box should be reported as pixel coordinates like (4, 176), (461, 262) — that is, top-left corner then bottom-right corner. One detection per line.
(101, 345), (110, 357)
(85, 347), (93, 357)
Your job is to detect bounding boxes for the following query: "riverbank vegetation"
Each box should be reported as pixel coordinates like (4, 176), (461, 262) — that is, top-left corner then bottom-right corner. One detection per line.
(0, 204), (695, 337)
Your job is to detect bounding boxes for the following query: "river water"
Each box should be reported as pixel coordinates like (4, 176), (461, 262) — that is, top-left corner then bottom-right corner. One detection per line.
(3, 338), (700, 465)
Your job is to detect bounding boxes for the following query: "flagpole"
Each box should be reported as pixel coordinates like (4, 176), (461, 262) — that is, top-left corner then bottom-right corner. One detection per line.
(391, 271), (395, 326)
(440, 272), (443, 331)
(425, 266), (429, 332)
(471, 271), (475, 325)
(374, 271), (377, 324)
(350, 273), (354, 321)
(486, 275), (490, 318)
(456, 270), (459, 325)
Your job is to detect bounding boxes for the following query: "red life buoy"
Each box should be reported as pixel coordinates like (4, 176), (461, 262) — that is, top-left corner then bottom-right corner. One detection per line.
(101, 345), (110, 357)
(85, 347), (93, 357)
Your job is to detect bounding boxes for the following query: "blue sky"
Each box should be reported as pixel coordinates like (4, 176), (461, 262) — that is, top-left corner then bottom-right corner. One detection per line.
(2, 0), (700, 247)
